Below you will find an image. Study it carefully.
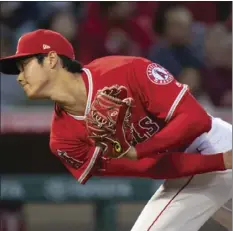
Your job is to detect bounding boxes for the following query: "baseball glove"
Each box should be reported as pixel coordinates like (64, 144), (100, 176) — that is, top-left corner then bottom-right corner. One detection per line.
(85, 85), (134, 158)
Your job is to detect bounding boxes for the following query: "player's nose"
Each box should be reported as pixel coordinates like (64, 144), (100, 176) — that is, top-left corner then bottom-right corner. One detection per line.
(17, 72), (25, 84)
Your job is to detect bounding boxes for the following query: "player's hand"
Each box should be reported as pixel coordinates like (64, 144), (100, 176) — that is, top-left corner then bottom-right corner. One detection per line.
(223, 150), (232, 169)
(123, 146), (138, 160)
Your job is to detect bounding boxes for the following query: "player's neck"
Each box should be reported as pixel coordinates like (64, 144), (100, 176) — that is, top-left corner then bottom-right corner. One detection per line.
(49, 70), (88, 116)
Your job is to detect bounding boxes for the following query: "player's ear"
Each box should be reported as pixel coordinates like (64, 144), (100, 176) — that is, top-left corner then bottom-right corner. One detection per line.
(47, 51), (59, 69)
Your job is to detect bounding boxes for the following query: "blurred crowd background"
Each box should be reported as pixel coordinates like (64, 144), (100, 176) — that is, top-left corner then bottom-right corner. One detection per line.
(1, 1), (232, 108)
(0, 2), (232, 231)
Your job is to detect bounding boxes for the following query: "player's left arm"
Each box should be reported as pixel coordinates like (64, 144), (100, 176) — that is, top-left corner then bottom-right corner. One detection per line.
(131, 57), (212, 159)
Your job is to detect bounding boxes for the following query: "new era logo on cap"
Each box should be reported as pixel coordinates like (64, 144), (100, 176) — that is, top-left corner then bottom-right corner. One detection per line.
(43, 44), (51, 50)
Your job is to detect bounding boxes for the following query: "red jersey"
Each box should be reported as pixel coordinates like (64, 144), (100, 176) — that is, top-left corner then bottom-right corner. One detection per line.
(50, 56), (223, 184)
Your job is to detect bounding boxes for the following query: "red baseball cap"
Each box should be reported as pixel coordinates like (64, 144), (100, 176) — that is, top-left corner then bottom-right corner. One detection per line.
(0, 29), (75, 75)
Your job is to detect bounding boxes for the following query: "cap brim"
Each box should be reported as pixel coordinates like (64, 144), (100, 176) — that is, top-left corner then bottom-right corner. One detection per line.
(0, 53), (36, 75)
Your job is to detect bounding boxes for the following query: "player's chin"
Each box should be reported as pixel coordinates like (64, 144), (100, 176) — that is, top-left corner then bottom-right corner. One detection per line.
(24, 87), (45, 100)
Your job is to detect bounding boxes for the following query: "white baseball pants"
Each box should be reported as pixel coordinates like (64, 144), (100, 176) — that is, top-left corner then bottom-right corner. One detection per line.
(131, 117), (232, 231)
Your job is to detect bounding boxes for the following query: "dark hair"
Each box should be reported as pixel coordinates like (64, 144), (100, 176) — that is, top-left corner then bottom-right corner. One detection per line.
(35, 53), (83, 73)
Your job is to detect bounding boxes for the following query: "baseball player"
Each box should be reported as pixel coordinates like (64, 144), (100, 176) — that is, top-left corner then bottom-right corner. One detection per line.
(0, 29), (232, 231)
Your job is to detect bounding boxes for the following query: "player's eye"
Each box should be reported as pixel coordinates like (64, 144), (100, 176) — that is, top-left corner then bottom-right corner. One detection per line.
(21, 60), (30, 71)
(21, 58), (31, 68)
(22, 61), (28, 67)
(17, 63), (23, 72)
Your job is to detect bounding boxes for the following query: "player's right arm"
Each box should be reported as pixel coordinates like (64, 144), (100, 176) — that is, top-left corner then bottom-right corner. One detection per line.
(50, 137), (231, 182)
(97, 150), (231, 179)
(129, 57), (212, 159)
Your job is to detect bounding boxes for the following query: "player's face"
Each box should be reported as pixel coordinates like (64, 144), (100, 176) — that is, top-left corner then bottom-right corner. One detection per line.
(17, 56), (50, 99)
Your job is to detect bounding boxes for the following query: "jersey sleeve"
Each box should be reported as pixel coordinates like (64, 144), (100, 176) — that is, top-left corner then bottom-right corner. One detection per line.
(130, 57), (211, 157)
(131, 57), (188, 122)
(50, 138), (102, 184)
(95, 152), (225, 179)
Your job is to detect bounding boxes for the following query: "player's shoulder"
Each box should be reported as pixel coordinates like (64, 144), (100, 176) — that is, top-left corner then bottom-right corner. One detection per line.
(84, 56), (155, 77)
(84, 56), (150, 73)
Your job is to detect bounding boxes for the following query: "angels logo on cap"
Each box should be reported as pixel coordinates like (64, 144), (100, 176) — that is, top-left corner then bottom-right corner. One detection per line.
(146, 63), (174, 85)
